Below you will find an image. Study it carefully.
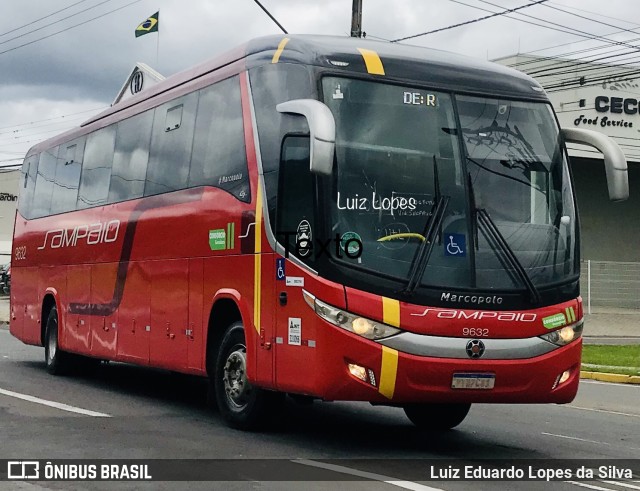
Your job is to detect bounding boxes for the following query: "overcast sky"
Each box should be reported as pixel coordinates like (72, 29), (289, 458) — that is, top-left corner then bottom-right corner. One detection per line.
(1, 0), (639, 165)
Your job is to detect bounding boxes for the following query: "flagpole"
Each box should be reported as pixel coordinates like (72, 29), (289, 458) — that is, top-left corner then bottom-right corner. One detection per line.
(155, 9), (160, 68)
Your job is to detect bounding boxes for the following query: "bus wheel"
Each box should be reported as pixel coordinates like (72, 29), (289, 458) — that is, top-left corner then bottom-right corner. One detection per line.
(44, 306), (70, 375)
(403, 403), (471, 430)
(214, 322), (281, 430)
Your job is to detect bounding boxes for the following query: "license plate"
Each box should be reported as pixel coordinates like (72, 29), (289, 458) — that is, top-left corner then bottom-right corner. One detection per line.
(451, 373), (495, 390)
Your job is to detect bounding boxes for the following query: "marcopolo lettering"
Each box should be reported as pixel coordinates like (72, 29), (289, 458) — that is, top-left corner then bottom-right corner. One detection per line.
(440, 292), (503, 305)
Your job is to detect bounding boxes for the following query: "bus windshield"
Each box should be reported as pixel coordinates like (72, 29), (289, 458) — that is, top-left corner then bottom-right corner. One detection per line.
(322, 77), (577, 293)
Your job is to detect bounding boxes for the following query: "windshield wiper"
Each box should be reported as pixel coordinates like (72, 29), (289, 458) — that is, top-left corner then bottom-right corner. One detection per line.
(401, 157), (449, 296)
(468, 175), (541, 304)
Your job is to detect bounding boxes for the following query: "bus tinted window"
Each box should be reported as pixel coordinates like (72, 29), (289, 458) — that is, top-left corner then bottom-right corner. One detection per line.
(32, 146), (59, 218)
(19, 153), (39, 219)
(249, 64), (315, 228)
(51, 138), (84, 214)
(78, 126), (116, 209)
(276, 136), (314, 263)
(109, 111), (153, 203)
(189, 76), (250, 202)
(145, 93), (198, 196)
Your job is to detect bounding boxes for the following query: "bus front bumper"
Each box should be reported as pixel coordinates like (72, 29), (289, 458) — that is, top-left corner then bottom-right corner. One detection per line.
(315, 326), (582, 405)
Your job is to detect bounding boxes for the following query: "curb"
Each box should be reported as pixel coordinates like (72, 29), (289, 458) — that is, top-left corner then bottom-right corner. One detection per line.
(580, 370), (640, 385)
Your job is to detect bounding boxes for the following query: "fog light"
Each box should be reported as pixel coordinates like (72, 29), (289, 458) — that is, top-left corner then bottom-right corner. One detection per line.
(559, 369), (571, 385)
(553, 369), (572, 389)
(348, 363), (367, 382)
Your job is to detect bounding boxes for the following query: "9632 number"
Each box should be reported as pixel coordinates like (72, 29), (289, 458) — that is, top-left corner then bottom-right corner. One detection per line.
(462, 327), (489, 337)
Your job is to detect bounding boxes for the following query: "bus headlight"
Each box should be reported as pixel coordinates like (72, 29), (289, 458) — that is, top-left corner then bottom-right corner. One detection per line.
(540, 322), (583, 346)
(303, 290), (400, 340)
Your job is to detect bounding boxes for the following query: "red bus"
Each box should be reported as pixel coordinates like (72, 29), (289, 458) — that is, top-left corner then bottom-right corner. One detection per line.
(11, 35), (628, 430)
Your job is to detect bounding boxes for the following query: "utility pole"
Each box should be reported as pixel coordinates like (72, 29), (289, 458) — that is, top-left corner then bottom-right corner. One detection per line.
(351, 0), (363, 38)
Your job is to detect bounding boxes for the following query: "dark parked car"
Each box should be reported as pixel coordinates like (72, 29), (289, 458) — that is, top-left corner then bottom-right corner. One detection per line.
(0, 262), (10, 295)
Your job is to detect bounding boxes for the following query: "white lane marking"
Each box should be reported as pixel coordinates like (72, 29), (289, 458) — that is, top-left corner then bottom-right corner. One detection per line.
(541, 432), (610, 446)
(566, 481), (617, 491)
(562, 405), (640, 419)
(293, 459), (444, 491)
(0, 387), (111, 417)
(601, 481), (640, 490)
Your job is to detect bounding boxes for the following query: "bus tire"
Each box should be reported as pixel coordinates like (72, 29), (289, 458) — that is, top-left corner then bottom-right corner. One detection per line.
(213, 322), (281, 430)
(44, 306), (70, 375)
(403, 403), (471, 430)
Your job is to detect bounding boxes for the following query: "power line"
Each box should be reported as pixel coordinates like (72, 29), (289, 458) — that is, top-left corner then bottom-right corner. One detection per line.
(0, 0), (115, 47)
(0, 115), (90, 138)
(475, 0), (640, 53)
(0, 0), (91, 38)
(0, 0), (143, 57)
(251, 0), (287, 34)
(391, 0), (550, 43)
(539, 2), (639, 37)
(548, 2), (640, 29)
(0, 106), (106, 131)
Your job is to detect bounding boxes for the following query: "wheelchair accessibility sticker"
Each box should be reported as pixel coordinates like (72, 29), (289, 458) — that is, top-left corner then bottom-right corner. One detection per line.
(276, 258), (285, 280)
(445, 233), (466, 257)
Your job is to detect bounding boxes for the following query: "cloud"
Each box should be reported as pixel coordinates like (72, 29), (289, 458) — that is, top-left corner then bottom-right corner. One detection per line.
(0, 0), (637, 159)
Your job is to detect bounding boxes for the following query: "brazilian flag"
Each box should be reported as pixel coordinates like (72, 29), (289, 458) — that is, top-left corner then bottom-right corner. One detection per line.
(135, 11), (159, 38)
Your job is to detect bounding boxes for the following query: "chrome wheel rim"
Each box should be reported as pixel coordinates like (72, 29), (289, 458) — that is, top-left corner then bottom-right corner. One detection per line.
(223, 344), (251, 410)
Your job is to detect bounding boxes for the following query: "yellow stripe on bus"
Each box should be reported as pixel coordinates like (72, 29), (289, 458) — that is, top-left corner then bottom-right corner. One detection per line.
(357, 48), (385, 75)
(253, 185), (263, 332)
(382, 297), (400, 327)
(379, 346), (398, 399)
(272, 37), (290, 64)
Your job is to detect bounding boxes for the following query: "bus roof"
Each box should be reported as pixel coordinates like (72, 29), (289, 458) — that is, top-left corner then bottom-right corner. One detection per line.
(245, 35), (546, 100)
(27, 35), (547, 157)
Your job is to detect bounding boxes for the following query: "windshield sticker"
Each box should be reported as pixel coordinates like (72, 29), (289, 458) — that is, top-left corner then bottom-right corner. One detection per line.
(403, 91), (437, 107)
(296, 220), (312, 257)
(340, 231), (362, 256)
(377, 223), (410, 250)
(332, 84), (344, 100)
(445, 233), (466, 257)
(542, 313), (567, 329)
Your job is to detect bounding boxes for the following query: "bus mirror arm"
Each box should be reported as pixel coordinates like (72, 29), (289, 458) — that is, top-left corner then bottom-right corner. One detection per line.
(561, 128), (629, 202)
(277, 99), (336, 175)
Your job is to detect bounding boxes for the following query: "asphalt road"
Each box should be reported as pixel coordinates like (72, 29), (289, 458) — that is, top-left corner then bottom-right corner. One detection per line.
(0, 326), (638, 491)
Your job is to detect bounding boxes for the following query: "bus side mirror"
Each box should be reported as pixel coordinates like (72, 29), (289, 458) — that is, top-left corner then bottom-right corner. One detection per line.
(561, 128), (628, 202)
(276, 99), (335, 176)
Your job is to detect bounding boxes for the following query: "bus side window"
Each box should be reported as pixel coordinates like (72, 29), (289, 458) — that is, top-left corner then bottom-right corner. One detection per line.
(51, 138), (84, 214)
(32, 146), (59, 218)
(249, 64), (315, 232)
(189, 75), (250, 202)
(78, 127), (116, 209)
(109, 111), (153, 203)
(145, 93), (198, 196)
(19, 154), (39, 219)
(276, 136), (315, 263)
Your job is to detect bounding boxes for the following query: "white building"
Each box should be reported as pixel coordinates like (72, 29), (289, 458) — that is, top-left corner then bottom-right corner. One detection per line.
(496, 54), (640, 309)
(0, 169), (19, 264)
